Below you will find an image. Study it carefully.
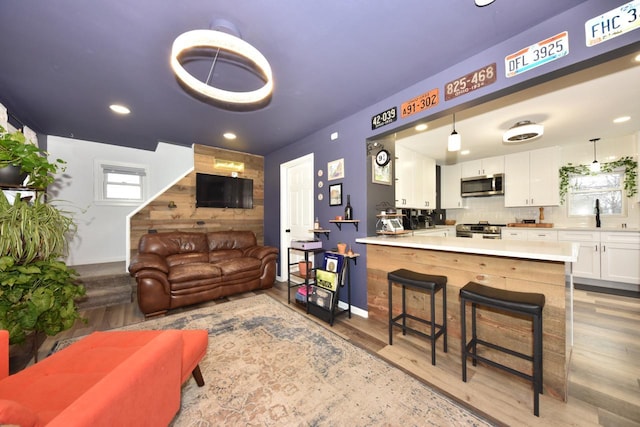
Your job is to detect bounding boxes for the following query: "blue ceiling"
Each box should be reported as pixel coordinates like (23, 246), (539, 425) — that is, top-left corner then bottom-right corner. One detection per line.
(0, 0), (589, 155)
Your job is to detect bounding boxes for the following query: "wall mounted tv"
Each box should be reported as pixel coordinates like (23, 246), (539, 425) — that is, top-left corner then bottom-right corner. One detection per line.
(196, 173), (254, 209)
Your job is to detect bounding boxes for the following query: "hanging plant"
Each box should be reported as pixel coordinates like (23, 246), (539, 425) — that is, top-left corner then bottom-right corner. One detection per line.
(559, 156), (638, 204)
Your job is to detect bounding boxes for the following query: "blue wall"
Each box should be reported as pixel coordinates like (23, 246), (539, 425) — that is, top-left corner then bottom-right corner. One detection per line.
(264, 0), (640, 312)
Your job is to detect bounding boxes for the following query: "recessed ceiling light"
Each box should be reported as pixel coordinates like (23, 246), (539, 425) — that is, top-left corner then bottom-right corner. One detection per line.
(461, 150), (471, 155)
(613, 116), (630, 123)
(223, 132), (237, 140)
(635, 53), (640, 62)
(109, 104), (130, 114)
(415, 124), (428, 131)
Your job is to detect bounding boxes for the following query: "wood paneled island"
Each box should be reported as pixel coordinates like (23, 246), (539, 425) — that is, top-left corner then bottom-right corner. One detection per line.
(356, 234), (578, 401)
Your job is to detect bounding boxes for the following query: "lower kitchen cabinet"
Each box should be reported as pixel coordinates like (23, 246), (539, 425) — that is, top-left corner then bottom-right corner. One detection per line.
(501, 228), (557, 241)
(558, 230), (640, 284)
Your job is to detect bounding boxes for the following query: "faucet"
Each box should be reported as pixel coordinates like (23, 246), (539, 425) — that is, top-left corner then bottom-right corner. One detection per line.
(595, 199), (601, 228)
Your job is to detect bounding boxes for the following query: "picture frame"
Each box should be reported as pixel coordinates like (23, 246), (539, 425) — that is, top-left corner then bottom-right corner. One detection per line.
(329, 183), (342, 206)
(372, 156), (392, 185)
(327, 158), (345, 181)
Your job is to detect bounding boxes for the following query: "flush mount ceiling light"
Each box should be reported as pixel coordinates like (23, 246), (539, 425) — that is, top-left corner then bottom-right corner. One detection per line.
(448, 113), (461, 152)
(170, 25), (273, 104)
(589, 137), (601, 173)
(109, 104), (130, 115)
(502, 120), (544, 143)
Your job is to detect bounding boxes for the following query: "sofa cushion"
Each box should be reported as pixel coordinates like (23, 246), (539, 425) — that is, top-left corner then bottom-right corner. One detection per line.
(208, 249), (243, 264)
(0, 399), (40, 427)
(207, 230), (257, 251)
(167, 252), (209, 268)
(139, 232), (209, 257)
(169, 263), (222, 283)
(215, 257), (262, 276)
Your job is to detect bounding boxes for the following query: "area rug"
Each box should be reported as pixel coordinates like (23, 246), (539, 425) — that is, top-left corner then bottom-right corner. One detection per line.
(53, 294), (493, 426)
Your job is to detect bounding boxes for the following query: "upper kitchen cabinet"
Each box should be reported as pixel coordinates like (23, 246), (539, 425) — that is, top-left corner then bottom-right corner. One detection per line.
(504, 146), (560, 207)
(441, 164), (465, 209)
(460, 155), (504, 178)
(395, 145), (436, 209)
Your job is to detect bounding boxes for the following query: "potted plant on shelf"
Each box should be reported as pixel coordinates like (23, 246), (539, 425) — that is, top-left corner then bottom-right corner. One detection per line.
(0, 125), (66, 188)
(0, 130), (83, 364)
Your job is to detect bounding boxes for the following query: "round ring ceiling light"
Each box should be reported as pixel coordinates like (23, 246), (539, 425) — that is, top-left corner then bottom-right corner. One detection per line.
(503, 120), (544, 143)
(170, 29), (273, 104)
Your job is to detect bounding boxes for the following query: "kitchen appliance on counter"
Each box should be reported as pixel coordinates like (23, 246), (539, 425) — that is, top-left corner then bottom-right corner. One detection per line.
(461, 174), (504, 197)
(456, 222), (505, 239)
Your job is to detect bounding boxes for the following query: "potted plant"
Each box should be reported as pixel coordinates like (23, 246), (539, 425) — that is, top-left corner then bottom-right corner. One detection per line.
(0, 177), (84, 360)
(0, 125), (66, 188)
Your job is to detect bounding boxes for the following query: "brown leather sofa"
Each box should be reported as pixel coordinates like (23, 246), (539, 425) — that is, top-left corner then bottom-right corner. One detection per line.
(129, 231), (278, 317)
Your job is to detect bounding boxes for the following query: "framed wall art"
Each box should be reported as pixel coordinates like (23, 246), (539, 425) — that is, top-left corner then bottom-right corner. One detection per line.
(327, 158), (345, 181)
(329, 183), (342, 206)
(372, 156), (392, 185)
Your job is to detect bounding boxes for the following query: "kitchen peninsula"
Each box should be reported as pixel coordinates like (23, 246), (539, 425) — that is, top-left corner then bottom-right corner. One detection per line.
(356, 234), (578, 401)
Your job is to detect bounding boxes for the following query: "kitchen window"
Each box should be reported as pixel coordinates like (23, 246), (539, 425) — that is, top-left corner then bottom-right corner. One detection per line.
(567, 171), (625, 216)
(94, 160), (148, 205)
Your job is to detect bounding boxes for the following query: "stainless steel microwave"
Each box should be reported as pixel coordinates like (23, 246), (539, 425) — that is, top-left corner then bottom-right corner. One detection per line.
(461, 174), (504, 197)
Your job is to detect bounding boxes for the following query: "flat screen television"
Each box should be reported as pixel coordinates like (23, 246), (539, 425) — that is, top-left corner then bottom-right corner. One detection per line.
(196, 173), (253, 209)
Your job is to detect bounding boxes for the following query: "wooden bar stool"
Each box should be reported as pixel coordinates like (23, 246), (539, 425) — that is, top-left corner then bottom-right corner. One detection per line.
(460, 281), (545, 416)
(388, 269), (447, 365)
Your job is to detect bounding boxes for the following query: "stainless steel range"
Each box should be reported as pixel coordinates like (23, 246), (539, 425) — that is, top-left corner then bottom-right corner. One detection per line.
(456, 222), (505, 239)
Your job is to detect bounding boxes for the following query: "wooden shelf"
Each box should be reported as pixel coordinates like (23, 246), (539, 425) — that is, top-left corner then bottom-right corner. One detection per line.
(309, 228), (331, 239)
(329, 220), (359, 231)
(376, 230), (412, 236)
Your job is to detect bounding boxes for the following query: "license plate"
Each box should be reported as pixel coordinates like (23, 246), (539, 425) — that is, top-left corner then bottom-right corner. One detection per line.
(586, 0), (640, 46)
(400, 88), (439, 119)
(505, 31), (569, 78)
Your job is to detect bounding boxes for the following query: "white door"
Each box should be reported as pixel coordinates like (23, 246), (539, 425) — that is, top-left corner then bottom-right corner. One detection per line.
(280, 154), (314, 279)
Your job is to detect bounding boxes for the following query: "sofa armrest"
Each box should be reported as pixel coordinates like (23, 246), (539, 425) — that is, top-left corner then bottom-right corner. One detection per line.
(0, 331), (8, 381)
(129, 253), (169, 275)
(47, 330), (183, 427)
(243, 245), (279, 260)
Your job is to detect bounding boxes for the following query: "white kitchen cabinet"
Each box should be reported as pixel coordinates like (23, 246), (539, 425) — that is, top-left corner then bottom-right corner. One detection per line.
(460, 155), (504, 178)
(441, 164), (465, 209)
(600, 232), (640, 284)
(395, 145), (435, 209)
(526, 229), (558, 241)
(501, 228), (528, 240)
(558, 230), (640, 284)
(414, 228), (450, 237)
(504, 146), (560, 207)
(395, 145), (416, 208)
(501, 228), (557, 241)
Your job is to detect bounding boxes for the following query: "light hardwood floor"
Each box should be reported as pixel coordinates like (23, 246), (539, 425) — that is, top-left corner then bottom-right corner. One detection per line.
(38, 283), (640, 427)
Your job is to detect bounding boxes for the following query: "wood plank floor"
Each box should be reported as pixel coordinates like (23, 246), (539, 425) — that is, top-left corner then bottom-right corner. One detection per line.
(37, 283), (640, 427)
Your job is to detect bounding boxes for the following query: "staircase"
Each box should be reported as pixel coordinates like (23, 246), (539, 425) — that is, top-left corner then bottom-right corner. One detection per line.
(73, 261), (135, 310)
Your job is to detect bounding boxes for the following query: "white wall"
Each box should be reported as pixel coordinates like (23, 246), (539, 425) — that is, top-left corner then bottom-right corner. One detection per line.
(47, 136), (193, 266)
(448, 136), (640, 229)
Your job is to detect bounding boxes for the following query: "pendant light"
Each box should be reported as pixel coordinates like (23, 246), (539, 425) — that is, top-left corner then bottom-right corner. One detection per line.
(589, 138), (601, 172)
(448, 113), (461, 152)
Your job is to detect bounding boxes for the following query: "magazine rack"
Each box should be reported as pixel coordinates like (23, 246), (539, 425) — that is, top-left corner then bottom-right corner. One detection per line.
(306, 252), (353, 326)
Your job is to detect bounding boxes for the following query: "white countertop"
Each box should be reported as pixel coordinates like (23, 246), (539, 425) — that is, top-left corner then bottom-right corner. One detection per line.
(503, 225), (640, 233)
(356, 234), (579, 262)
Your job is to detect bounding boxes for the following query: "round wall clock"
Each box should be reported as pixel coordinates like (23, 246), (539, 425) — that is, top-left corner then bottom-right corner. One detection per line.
(375, 149), (390, 166)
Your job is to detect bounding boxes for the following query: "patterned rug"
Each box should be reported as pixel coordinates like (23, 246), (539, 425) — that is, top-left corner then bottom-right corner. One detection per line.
(53, 294), (493, 426)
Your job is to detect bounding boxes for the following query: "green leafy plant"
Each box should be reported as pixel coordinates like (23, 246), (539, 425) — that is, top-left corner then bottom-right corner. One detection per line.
(0, 190), (85, 347)
(0, 256), (85, 345)
(559, 156), (638, 204)
(0, 125), (66, 188)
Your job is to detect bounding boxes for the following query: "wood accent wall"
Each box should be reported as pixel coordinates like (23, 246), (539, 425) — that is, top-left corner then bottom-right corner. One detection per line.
(129, 145), (265, 255)
(367, 244), (569, 402)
